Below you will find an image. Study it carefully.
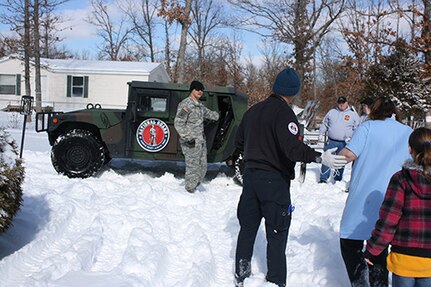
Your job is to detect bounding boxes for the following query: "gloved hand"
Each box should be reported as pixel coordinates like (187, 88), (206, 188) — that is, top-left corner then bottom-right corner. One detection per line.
(184, 139), (195, 148)
(321, 147), (347, 169)
(318, 134), (325, 142)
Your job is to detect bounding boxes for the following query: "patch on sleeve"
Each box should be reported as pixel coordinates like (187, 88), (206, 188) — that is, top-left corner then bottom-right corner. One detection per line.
(177, 107), (190, 118)
(288, 122), (299, 135)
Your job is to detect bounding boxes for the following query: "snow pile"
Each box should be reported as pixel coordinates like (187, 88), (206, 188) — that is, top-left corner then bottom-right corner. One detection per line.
(0, 118), (357, 286)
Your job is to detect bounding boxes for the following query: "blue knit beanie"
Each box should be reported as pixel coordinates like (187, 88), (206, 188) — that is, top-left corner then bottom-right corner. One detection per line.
(272, 67), (301, 97)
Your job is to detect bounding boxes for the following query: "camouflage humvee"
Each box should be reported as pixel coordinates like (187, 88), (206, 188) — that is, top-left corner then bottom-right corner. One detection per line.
(35, 81), (247, 183)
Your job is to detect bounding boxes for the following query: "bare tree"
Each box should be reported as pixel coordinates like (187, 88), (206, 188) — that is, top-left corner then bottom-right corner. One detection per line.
(0, 0), (32, 95)
(0, 0), (69, 105)
(121, 0), (159, 62)
(188, 0), (225, 79)
(228, 0), (345, 102)
(159, 0), (193, 82)
(242, 58), (266, 106)
(87, 0), (133, 60)
(39, 2), (69, 58)
(0, 35), (21, 57)
(163, 19), (173, 78)
(340, 0), (400, 78)
(177, 0), (192, 83)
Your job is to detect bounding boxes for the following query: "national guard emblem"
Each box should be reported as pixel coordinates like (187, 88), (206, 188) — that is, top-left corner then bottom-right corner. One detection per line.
(136, 118), (170, 152)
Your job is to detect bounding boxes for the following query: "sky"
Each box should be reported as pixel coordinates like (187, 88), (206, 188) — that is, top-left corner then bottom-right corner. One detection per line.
(0, 0), (264, 63)
(0, 110), (373, 287)
(0, 0), (416, 67)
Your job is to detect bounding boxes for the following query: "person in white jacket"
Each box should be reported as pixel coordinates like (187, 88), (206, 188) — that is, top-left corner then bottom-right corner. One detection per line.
(318, 96), (360, 183)
(359, 97), (373, 124)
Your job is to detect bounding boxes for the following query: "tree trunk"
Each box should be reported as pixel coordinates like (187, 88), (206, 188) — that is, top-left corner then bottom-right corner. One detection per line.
(423, 0), (431, 64)
(292, 0), (307, 105)
(175, 0), (192, 83)
(164, 20), (172, 79)
(24, 0), (31, 96)
(34, 0), (42, 111)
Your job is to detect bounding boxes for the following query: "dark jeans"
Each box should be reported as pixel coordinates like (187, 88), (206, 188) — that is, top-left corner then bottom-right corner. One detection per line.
(235, 168), (292, 287)
(340, 238), (388, 287)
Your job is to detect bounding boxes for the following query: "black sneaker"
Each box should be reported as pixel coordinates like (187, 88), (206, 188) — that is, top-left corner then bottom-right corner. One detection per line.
(265, 275), (286, 287)
(234, 274), (245, 287)
(235, 259), (251, 287)
(318, 180), (327, 184)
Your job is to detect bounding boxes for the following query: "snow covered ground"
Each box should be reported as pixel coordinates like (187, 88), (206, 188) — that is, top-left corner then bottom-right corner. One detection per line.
(0, 112), (354, 286)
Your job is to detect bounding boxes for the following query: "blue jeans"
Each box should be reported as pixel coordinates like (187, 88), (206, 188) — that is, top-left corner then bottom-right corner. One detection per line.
(320, 139), (346, 182)
(392, 274), (431, 287)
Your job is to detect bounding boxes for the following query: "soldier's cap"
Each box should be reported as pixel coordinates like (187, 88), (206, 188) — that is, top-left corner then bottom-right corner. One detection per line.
(272, 67), (301, 97)
(337, 96), (347, 103)
(189, 80), (205, 92)
(360, 97), (373, 106)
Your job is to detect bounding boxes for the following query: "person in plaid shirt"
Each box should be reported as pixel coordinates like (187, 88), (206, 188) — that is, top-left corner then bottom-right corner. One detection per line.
(365, 127), (431, 287)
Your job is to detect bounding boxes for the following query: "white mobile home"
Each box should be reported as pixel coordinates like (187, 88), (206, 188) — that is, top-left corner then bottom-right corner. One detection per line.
(0, 55), (170, 110)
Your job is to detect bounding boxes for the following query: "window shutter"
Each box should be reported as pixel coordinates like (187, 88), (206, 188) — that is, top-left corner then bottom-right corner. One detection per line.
(84, 76), (89, 98)
(15, 74), (21, 96)
(67, 75), (71, 97)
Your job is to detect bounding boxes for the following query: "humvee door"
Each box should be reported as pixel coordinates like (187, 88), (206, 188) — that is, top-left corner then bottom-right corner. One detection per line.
(127, 88), (182, 160)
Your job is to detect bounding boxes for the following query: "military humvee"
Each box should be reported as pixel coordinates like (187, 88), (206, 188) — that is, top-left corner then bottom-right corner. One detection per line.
(35, 81), (247, 183)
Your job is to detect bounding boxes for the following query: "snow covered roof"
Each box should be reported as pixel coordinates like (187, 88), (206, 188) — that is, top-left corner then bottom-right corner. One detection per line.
(39, 58), (163, 75)
(1, 54), (164, 76)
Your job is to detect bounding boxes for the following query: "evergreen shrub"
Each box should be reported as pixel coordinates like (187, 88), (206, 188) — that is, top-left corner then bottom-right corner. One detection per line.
(0, 128), (24, 234)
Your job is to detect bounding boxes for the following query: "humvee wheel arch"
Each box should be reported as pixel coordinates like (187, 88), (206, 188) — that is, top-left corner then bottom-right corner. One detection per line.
(51, 129), (106, 178)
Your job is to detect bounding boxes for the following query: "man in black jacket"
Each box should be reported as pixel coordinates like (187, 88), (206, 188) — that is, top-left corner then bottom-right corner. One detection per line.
(234, 67), (347, 287)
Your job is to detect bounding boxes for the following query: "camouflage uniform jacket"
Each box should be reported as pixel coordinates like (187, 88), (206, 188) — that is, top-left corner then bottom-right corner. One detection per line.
(174, 96), (219, 144)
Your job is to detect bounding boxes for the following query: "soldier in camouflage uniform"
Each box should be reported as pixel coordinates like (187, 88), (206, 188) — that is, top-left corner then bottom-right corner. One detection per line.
(174, 80), (219, 193)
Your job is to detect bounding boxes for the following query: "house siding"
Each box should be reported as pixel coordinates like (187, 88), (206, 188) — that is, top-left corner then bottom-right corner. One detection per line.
(0, 56), (170, 110)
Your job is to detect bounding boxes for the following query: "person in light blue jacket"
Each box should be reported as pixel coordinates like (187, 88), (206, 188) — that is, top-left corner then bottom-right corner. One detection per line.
(338, 96), (413, 287)
(318, 96), (360, 183)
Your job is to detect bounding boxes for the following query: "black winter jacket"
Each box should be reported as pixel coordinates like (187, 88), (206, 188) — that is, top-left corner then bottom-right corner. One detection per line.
(235, 94), (321, 179)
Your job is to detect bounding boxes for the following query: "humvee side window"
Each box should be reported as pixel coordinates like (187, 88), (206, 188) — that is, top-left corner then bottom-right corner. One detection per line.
(150, 97), (167, 112)
(137, 95), (168, 113)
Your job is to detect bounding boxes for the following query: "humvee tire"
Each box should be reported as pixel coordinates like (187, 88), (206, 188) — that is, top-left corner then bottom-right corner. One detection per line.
(51, 129), (106, 178)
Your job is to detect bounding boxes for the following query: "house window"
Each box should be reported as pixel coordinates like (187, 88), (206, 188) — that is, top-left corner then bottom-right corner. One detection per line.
(67, 75), (89, 98)
(72, 76), (84, 97)
(0, 74), (20, 95)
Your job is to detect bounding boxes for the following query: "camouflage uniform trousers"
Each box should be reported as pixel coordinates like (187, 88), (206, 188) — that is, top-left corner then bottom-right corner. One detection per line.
(181, 139), (207, 192)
